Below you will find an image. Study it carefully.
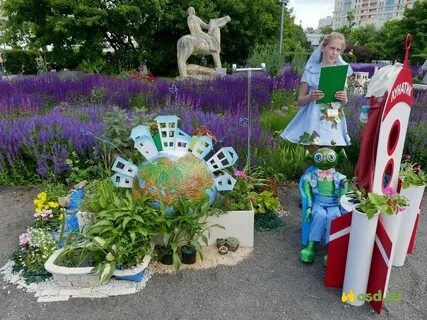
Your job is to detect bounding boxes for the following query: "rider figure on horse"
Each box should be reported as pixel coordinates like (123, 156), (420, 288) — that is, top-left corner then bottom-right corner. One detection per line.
(187, 7), (218, 52)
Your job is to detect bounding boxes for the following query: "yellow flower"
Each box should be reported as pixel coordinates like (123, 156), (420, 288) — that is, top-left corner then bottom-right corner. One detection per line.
(37, 192), (47, 202)
(48, 201), (59, 208)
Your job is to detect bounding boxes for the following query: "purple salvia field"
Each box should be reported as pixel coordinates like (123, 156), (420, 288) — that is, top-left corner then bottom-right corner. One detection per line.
(0, 63), (426, 181)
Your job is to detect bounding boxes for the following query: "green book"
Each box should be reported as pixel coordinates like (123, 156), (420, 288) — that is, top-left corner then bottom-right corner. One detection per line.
(317, 64), (349, 104)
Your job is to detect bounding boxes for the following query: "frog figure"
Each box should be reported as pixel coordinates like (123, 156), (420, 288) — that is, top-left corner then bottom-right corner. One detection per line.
(299, 148), (348, 265)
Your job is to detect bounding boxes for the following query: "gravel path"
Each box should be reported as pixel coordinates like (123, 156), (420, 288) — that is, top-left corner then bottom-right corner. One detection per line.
(0, 186), (426, 320)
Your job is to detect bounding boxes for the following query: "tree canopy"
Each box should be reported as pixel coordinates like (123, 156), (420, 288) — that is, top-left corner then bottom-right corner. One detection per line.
(336, 0), (427, 63)
(0, 0), (308, 75)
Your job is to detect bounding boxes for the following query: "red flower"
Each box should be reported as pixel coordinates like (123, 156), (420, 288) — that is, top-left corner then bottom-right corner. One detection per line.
(192, 126), (217, 141)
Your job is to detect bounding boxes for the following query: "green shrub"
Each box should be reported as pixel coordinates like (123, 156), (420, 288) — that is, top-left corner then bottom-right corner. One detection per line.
(270, 90), (298, 110)
(255, 140), (305, 180)
(254, 211), (284, 232)
(341, 52), (357, 63)
(3, 49), (38, 74)
(261, 110), (288, 133)
(291, 44), (308, 76)
(261, 105), (298, 135)
(78, 57), (106, 74)
(247, 43), (283, 76)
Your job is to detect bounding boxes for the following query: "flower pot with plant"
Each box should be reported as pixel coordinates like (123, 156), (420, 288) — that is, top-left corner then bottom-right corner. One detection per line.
(154, 197), (223, 270)
(176, 197), (224, 265)
(394, 156), (427, 266)
(210, 168), (280, 247)
(343, 187), (408, 306)
(86, 191), (156, 283)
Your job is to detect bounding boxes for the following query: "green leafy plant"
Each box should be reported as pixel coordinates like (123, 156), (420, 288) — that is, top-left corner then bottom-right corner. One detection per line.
(101, 106), (147, 150)
(214, 168), (266, 211)
(255, 141), (305, 180)
(291, 43), (308, 76)
(249, 190), (280, 214)
(254, 211), (284, 232)
(348, 186), (409, 220)
(79, 57), (106, 74)
(54, 233), (106, 268)
(65, 151), (99, 185)
(399, 156), (427, 188)
(174, 198), (224, 260)
(81, 178), (122, 214)
(87, 191), (157, 282)
(247, 42), (283, 76)
(214, 167), (281, 215)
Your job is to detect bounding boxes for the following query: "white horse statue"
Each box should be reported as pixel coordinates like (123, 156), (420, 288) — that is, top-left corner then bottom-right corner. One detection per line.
(177, 15), (231, 77)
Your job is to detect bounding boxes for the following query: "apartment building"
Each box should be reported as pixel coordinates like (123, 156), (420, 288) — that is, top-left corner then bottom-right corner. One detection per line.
(318, 16), (334, 29)
(333, 0), (417, 29)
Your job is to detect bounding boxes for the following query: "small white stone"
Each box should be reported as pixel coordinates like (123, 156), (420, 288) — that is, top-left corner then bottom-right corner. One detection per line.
(9, 275), (20, 284)
(70, 287), (92, 296)
(108, 287), (137, 296)
(58, 288), (86, 296)
(72, 293), (108, 299)
(37, 295), (70, 302)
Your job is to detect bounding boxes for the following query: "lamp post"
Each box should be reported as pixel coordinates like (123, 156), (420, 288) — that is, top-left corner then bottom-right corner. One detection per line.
(232, 63), (267, 172)
(278, 0), (288, 58)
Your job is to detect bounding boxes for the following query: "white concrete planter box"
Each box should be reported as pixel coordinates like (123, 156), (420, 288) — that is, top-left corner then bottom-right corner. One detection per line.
(205, 210), (255, 248)
(45, 249), (151, 287)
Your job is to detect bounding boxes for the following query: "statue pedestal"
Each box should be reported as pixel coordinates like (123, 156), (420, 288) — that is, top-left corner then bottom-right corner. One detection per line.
(177, 64), (228, 80)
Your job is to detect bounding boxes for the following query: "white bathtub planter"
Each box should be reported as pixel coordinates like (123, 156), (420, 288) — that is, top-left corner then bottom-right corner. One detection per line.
(205, 209), (255, 248)
(394, 184), (425, 266)
(44, 249), (151, 287)
(343, 204), (379, 306)
(112, 255), (151, 281)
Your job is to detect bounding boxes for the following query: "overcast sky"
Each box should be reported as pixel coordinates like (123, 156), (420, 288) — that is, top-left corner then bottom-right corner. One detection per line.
(288, 0), (335, 29)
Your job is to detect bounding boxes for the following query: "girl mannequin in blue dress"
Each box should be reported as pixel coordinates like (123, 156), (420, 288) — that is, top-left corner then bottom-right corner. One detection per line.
(281, 32), (353, 147)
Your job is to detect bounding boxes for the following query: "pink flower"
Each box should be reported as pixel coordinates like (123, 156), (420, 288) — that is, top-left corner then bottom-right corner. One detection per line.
(383, 187), (396, 196)
(19, 232), (32, 247)
(398, 207), (406, 212)
(412, 163), (421, 173)
(234, 170), (248, 179)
